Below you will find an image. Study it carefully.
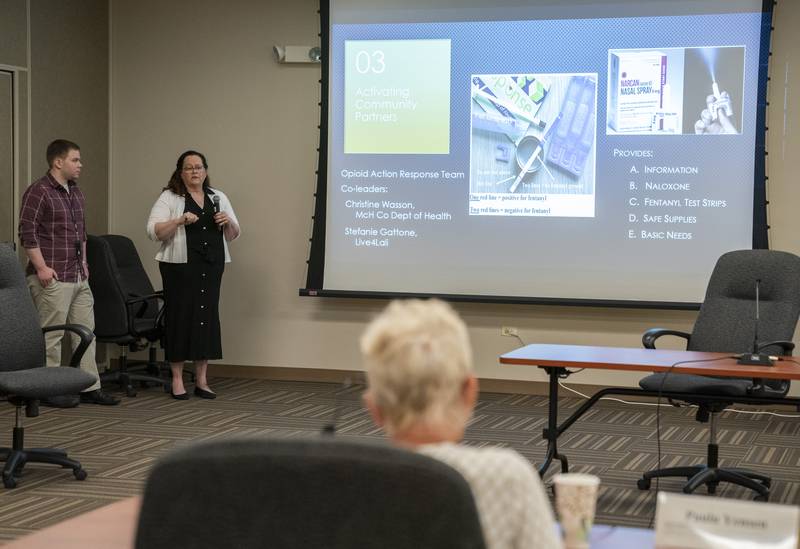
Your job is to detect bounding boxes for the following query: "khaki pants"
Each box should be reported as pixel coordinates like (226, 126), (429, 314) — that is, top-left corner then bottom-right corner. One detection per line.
(27, 275), (101, 392)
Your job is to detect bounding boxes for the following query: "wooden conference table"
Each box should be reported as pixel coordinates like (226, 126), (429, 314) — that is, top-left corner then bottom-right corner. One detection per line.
(3, 495), (654, 548)
(500, 344), (800, 476)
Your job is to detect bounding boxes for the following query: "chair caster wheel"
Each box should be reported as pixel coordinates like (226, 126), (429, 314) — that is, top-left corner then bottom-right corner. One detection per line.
(637, 478), (651, 490)
(3, 475), (17, 489)
(125, 387), (137, 397)
(73, 468), (87, 481)
(754, 493), (769, 502)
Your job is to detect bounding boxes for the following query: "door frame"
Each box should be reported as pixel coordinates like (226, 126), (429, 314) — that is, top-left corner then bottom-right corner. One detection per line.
(0, 65), (26, 251)
(0, 70), (15, 247)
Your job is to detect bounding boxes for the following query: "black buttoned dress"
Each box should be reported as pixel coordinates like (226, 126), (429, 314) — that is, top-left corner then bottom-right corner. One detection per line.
(159, 191), (225, 362)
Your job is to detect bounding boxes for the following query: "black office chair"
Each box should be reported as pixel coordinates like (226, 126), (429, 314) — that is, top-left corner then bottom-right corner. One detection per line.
(87, 234), (170, 397)
(637, 249), (800, 500)
(135, 437), (487, 549)
(0, 244), (97, 488)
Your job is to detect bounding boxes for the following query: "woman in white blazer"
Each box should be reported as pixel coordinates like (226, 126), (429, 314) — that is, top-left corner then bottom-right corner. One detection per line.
(146, 150), (240, 400)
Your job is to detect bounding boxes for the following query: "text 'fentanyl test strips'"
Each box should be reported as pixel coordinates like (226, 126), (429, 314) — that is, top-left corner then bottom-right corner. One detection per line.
(608, 50), (666, 133)
(344, 39), (451, 154)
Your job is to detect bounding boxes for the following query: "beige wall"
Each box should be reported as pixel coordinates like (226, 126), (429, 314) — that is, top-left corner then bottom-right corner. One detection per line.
(1, 0), (109, 246)
(0, 0), (28, 68)
(766, 3), (800, 254)
(0, 0), (28, 253)
(30, 0), (109, 236)
(110, 1), (800, 389)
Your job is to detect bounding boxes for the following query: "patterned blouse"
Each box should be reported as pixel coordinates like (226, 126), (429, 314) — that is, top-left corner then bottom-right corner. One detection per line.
(418, 442), (562, 549)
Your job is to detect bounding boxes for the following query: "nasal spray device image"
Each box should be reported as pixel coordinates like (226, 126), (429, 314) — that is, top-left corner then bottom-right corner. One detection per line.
(702, 48), (733, 121)
(710, 81), (733, 120)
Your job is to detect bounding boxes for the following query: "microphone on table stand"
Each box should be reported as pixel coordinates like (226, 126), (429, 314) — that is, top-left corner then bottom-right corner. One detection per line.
(738, 279), (776, 366)
(322, 376), (352, 435)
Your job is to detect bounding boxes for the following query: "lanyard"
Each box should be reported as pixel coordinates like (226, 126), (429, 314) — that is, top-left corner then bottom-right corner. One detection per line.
(67, 191), (82, 260)
(53, 178), (83, 264)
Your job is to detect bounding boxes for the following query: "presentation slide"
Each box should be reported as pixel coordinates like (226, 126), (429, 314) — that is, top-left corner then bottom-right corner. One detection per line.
(316, 0), (770, 305)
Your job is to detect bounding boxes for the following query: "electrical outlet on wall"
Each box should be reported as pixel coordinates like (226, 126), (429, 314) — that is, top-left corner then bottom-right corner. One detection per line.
(501, 326), (518, 337)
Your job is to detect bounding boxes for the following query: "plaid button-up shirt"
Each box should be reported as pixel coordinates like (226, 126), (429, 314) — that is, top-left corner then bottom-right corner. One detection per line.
(18, 173), (87, 282)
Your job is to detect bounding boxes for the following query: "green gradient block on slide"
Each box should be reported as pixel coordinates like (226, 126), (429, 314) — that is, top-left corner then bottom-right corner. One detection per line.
(345, 39), (451, 154)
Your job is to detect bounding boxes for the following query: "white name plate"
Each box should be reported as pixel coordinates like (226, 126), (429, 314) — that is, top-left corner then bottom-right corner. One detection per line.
(655, 492), (799, 549)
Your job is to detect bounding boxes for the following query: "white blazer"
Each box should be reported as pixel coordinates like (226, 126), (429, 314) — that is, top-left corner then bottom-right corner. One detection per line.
(146, 188), (240, 263)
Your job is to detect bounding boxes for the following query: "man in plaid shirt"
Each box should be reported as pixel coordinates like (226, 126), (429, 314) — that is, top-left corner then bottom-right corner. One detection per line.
(18, 139), (119, 407)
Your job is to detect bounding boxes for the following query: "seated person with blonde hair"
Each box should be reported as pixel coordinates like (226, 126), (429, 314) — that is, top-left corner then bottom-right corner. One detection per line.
(361, 299), (561, 549)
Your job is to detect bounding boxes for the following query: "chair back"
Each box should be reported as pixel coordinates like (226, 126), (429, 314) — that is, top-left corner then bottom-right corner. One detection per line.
(87, 235), (158, 339)
(87, 235), (129, 338)
(135, 437), (486, 549)
(690, 249), (800, 355)
(0, 244), (46, 372)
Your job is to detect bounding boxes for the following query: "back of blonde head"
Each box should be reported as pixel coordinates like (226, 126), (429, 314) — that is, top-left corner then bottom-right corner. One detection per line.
(360, 299), (473, 435)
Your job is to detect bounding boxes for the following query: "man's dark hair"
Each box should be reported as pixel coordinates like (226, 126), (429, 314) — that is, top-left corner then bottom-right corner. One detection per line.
(46, 139), (80, 167)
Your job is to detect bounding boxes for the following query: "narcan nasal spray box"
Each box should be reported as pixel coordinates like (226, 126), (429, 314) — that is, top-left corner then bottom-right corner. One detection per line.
(609, 51), (666, 133)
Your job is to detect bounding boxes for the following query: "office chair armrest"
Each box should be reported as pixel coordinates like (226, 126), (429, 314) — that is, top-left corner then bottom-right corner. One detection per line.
(125, 291), (164, 310)
(642, 328), (691, 349)
(125, 292), (165, 334)
(42, 324), (95, 368)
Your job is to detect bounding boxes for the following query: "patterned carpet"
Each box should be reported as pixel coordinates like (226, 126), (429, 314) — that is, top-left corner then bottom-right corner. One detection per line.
(0, 376), (798, 542)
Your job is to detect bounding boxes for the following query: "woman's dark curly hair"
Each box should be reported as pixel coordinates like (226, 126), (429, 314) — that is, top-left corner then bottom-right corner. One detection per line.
(164, 150), (211, 196)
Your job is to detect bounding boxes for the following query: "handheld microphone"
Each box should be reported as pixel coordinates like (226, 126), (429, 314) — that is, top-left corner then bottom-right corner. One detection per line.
(737, 279), (775, 366)
(211, 195), (222, 231)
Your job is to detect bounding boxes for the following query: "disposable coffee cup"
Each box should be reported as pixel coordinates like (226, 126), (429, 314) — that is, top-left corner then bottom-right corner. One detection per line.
(553, 473), (600, 549)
